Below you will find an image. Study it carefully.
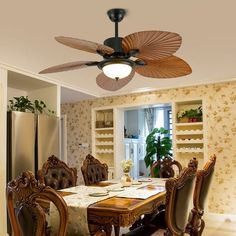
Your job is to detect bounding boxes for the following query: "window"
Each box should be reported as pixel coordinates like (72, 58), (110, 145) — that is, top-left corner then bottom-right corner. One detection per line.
(167, 109), (172, 139)
(144, 106), (172, 138)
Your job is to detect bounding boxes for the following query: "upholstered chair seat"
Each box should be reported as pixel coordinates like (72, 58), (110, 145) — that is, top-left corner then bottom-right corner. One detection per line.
(81, 154), (108, 186)
(38, 155), (77, 190)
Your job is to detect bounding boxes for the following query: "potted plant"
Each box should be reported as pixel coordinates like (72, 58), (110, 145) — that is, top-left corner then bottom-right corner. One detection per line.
(8, 96), (35, 112)
(144, 127), (172, 177)
(186, 106), (202, 122)
(177, 106), (202, 123)
(8, 96), (55, 115)
(177, 109), (188, 123)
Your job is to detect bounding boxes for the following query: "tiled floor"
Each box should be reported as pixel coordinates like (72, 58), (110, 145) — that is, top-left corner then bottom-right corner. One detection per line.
(202, 219), (236, 236)
(115, 218), (236, 236)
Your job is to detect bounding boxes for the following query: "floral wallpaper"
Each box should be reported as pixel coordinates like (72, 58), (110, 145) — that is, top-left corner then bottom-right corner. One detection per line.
(61, 81), (236, 215)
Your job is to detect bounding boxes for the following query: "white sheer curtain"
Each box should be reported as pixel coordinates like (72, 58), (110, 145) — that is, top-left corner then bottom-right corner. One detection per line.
(144, 108), (155, 134)
(154, 109), (164, 129)
(144, 108), (165, 137)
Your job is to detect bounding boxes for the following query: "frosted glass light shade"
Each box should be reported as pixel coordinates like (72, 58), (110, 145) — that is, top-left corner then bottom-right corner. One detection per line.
(102, 63), (132, 79)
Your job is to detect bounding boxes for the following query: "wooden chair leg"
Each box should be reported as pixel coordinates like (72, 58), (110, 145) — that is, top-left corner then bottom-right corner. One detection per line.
(199, 219), (205, 236)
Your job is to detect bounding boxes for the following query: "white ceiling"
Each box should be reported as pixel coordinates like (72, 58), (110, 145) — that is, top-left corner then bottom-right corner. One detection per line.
(1, 0), (236, 100)
(7, 71), (94, 102)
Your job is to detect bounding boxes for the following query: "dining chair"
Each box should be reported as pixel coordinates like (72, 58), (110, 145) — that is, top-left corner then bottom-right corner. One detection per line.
(38, 155), (77, 190)
(188, 157), (199, 169)
(81, 154), (108, 186)
(124, 164), (197, 236)
(151, 156), (182, 178)
(6, 171), (68, 236)
(185, 155), (216, 236)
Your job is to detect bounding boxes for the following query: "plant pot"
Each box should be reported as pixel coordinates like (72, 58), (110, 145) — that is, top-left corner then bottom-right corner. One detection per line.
(121, 172), (132, 187)
(189, 117), (198, 122)
(178, 117), (189, 123)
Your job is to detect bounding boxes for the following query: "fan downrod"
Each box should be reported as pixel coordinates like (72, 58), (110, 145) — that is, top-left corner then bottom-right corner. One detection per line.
(107, 9), (126, 23)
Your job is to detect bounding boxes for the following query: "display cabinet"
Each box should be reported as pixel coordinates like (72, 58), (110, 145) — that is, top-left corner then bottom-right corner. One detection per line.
(173, 100), (205, 167)
(92, 107), (124, 179)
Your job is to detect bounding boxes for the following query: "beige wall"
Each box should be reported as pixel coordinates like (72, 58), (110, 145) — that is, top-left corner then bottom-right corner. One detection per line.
(62, 81), (236, 215)
(8, 87), (27, 101)
(28, 85), (60, 116)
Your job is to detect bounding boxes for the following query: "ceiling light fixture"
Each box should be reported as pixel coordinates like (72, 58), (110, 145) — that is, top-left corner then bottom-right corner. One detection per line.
(99, 59), (133, 79)
(102, 63), (132, 79)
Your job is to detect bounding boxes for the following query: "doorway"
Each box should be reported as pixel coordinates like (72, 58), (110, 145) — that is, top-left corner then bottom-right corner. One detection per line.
(124, 104), (172, 178)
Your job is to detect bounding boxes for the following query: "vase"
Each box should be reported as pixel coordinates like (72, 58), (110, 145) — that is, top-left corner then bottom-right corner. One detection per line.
(121, 172), (132, 187)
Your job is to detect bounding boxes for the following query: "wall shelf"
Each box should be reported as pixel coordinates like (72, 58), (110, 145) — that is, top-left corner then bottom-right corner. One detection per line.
(96, 142), (114, 146)
(95, 134), (114, 138)
(175, 122), (203, 127)
(95, 127), (114, 131)
(176, 130), (203, 135)
(176, 139), (203, 144)
(96, 150), (114, 154)
(176, 148), (204, 153)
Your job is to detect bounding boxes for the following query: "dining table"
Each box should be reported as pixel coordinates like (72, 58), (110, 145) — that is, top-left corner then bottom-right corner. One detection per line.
(50, 178), (166, 236)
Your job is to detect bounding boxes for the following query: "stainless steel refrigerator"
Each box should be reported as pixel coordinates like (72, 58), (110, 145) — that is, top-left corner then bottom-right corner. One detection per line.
(7, 111), (59, 182)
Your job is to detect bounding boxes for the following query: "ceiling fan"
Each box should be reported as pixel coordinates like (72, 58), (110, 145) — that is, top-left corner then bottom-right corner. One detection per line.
(39, 8), (192, 91)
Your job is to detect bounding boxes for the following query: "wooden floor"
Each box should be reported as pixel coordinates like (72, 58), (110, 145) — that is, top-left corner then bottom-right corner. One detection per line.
(115, 218), (236, 236)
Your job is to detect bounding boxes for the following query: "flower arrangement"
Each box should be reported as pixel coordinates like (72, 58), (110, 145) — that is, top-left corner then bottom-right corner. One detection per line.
(177, 109), (187, 119)
(177, 106), (202, 122)
(121, 159), (133, 173)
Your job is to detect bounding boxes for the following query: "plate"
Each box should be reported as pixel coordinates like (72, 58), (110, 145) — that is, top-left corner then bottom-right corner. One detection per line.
(89, 192), (109, 197)
(107, 188), (124, 192)
(132, 181), (142, 185)
(138, 178), (152, 182)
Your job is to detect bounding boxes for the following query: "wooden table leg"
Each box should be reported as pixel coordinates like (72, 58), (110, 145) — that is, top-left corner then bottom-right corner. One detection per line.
(114, 226), (120, 236)
(104, 224), (112, 236)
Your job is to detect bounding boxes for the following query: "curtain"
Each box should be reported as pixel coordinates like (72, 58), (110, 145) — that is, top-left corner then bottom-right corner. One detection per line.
(144, 108), (155, 133)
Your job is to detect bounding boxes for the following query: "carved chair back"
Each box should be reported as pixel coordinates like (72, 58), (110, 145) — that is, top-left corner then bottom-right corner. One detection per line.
(6, 171), (68, 236)
(186, 155), (216, 235)
(38, 155), (77, 190)
(81, 154), (108, 186)
(188, 157), (199, 170)
(151, 156), (182, 178)
(165, 165), (196, 236)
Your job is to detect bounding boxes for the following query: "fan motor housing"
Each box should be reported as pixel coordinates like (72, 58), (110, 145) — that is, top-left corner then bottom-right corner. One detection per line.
(104, 37), (124, 53)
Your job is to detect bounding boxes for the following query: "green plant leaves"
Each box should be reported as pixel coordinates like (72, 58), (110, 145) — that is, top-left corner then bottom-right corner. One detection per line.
(144, 127), (172, 170)
(8, 96), (55, 115)
(8, 96), (34, 112)
(34, 100), (47, 114)
(177, 106), (202, 119)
